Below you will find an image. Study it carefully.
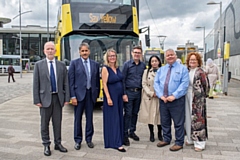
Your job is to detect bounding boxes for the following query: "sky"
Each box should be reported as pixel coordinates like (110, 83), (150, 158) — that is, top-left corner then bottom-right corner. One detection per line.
(0, 0), (232, 50)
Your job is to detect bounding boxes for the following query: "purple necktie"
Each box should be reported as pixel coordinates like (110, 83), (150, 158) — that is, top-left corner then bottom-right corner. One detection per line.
(163, 65), (172, 97)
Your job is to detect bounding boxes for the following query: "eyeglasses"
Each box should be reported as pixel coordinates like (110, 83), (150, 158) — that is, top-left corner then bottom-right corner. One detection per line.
(81, 50), (88, 52)
(108, 55), (116, 58)
(189, 59), (197, 61)
(133, 52), (141, 54)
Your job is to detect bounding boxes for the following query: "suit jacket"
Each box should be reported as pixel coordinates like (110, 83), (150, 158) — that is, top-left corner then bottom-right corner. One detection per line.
(68, 58), (100, 103)
(33, 59), (70, 107)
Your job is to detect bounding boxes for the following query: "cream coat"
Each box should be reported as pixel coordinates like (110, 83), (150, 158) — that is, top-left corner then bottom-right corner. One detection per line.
(206, 64), (218, 87)
(138, 68), (160, 125)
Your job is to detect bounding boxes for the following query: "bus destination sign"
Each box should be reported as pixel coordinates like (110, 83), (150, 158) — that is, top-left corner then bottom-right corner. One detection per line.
(146, 51), (160, 54)
(79, 13), (126, 24)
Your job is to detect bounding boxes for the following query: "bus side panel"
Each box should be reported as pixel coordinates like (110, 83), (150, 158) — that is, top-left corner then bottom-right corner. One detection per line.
(132, 6), (139, 35)
(62, 4), (73, 36)
(55, 43), (61, 60)
(97, 79), (103, 102)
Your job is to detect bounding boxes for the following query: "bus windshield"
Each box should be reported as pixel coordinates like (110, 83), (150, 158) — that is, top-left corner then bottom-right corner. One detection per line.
(144, 50), (161, 64)
(0, 55), (21, 72)
(61, 34), (138, 70)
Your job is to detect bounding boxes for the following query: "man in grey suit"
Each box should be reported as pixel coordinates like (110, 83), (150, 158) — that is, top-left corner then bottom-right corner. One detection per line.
(33, 41), (70, 156)
(68, 42), (100, 150)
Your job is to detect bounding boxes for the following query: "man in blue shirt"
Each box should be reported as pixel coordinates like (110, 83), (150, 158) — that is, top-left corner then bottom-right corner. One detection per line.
(154, 49), (189, 151)
(122, 46), (146, 146)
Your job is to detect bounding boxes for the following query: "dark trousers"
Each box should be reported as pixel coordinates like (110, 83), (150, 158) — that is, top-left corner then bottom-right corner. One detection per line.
(40, 94), (62, 146)
(8, 73), (15, 82)
(74, 89), (94, 143)
(123, 89), (141, 137)
(160, 96), (185, 146)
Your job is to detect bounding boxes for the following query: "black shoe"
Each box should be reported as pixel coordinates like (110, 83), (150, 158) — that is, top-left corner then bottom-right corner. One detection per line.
(44, 146), (51, 156)
(158, 132), (163, 141)
(74, 143), (81, 150)
(150, 132), (155, 142)
(129, 132), (140, 141)
(54, 144), (68, 152)
(87, 142), (94, 148)
(123, 137), (130, 146)
(117, 147), (126, 152)
(209, 97), (214, 99)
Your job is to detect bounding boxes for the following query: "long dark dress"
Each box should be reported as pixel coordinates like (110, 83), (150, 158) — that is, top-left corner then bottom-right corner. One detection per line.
(103, 66), (124, 149)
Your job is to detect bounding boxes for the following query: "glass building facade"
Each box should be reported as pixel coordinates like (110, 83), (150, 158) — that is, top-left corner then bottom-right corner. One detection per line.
(205, 0), (240, 59)
(0, 25), (55, 69)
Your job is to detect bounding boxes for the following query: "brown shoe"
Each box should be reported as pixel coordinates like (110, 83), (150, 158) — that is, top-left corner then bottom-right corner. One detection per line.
(185, 142), (193, 146)
(157, 141), (170, 147)
(169, 145), (183, 151)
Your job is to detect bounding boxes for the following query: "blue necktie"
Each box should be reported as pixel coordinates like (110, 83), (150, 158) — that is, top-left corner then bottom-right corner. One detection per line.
(50, 61), (56, 92)
(163, 65), (172, 97)
(84, 60), (91, 89)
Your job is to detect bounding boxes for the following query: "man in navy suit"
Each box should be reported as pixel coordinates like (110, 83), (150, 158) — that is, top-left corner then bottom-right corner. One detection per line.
(68, 42), (100, 150)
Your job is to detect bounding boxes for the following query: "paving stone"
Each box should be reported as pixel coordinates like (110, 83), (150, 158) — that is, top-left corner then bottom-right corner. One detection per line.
(1, 73), (240, 159)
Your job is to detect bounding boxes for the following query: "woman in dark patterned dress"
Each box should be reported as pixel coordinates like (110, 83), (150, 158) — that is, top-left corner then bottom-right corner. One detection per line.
(185, 52), (209, 152)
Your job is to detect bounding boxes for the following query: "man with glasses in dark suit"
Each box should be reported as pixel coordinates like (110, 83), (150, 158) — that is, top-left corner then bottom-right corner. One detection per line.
(122, 46), (146, 146)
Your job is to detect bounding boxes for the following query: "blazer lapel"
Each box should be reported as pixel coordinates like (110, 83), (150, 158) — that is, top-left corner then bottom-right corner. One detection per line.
(55, 60), (60, 83)
(43, 59), (50, 81)
(78, 58), (87, 76)
(89, 59), (94, 77)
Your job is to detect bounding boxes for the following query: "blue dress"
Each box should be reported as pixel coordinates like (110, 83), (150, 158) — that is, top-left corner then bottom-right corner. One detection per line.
(103, 66), (124, 149)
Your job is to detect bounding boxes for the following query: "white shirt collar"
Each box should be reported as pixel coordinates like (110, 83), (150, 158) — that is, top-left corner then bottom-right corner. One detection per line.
(46, 58), (56, 63)
(81, 57), (89, 63)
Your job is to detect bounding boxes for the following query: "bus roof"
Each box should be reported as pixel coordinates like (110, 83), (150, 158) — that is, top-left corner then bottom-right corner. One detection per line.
(0, 55), (21, 58)
(144, 48), (164, 53)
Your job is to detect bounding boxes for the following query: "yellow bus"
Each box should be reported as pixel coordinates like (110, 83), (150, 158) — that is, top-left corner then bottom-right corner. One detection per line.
(55, 0), (140, 103)
(143, 48), (164, 66)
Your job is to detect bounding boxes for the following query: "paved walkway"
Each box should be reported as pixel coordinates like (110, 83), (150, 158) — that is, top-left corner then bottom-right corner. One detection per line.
(0, 73), (240, 160)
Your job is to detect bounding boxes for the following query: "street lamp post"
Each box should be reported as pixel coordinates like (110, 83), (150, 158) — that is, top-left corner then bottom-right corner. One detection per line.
(207, 1), (222, 77)
(196, 26), (205, 66)
(47, 0), (49, 41)
(157, 35), (167, 50)
(12, 0), (32, 78)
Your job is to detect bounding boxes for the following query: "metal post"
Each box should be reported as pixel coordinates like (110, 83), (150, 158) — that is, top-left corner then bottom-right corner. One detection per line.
(157, 35), (167, 50)
(185, 41), (190, 64)
(207, 1), (222, 88)
(19, 0), (22, 78)
(196, 26), (205, 65)
(148, 26), (150, 48)
(203, 27), (205, 66)
(223, 41), (230, 95)
(47, 0), (49, 41)
(218, 2), (222, 77)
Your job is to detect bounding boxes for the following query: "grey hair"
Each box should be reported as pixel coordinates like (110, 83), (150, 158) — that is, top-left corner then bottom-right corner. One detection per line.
(44, 41), (55, 49)
(164, 48), (177, 57)
(79, 42), (90, 50)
